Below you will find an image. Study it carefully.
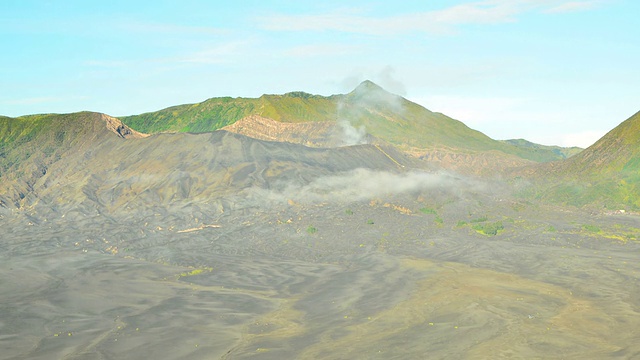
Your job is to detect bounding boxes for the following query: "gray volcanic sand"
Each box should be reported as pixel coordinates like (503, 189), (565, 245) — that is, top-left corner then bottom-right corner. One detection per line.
(2, 195), (640, 359)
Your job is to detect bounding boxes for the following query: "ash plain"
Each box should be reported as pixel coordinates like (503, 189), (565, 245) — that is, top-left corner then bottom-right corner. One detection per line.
(2, 180), (640, 359)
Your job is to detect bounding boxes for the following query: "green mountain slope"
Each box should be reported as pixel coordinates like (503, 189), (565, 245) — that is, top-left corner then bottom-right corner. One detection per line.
(531, 111), (640, 209)
(120, 97), (262, 133)
(119, 92), (340, 133)
(121, 81), (574, 163)
(560, 110), (640, 174)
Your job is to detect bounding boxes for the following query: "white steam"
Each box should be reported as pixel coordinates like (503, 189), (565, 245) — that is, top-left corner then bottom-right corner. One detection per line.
(335, 68), (408, 146)
(337, 117), (367, 146)
(377, 66), (407, 97)
(336, 101), (368, 146)
(250, 168), (475, 204)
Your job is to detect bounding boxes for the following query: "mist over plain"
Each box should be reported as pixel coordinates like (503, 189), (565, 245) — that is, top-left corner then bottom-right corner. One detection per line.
(248, 168), (486, 205)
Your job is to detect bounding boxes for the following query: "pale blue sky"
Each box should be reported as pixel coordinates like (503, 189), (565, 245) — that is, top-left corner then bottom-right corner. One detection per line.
(1, 0), (638, 147)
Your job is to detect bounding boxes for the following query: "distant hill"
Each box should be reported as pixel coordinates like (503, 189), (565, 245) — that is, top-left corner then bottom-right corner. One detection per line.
(530, 111), (640, 209)
(502, 139), (582, 162)
(121, 81), (577, 165)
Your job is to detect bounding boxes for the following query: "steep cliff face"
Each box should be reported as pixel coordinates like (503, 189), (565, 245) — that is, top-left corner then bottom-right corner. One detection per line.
(101, 114), (148, 139)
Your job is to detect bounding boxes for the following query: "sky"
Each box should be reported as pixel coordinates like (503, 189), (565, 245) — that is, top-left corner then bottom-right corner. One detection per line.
(1, 0), (638, 148)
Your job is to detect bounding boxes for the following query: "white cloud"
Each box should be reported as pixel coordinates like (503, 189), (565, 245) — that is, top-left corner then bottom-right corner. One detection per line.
(284, 44), (357, 58)
(427, 1), (524, 25)
(545, 1), (604, 13)
(259, 1), (605, 35)
(377, 66), (407, 96)
(118, 21), (226, 36)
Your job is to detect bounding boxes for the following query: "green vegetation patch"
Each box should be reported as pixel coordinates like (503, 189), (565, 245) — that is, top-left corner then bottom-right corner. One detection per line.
(472, 221), (504, 236)
(582, 224), (601, 233)
(419, 207), (437, 215)
(178, 267), (213, 278)
(121, 97), (262, 133)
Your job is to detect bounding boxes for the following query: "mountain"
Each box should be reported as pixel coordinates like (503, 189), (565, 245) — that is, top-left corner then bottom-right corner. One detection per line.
(121, 81), (577, 165)
(528, 111), (640, 209)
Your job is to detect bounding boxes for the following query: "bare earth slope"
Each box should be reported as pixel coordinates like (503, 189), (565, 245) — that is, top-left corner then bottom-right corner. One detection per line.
(221, 114), (338, 147)
(0, 112), (145, 208)
(1, 114), (417, 219)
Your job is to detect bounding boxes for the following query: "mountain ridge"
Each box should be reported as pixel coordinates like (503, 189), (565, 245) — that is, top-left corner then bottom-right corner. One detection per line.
(4, 83), (637, 210)
(119, 81), (578, 164)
